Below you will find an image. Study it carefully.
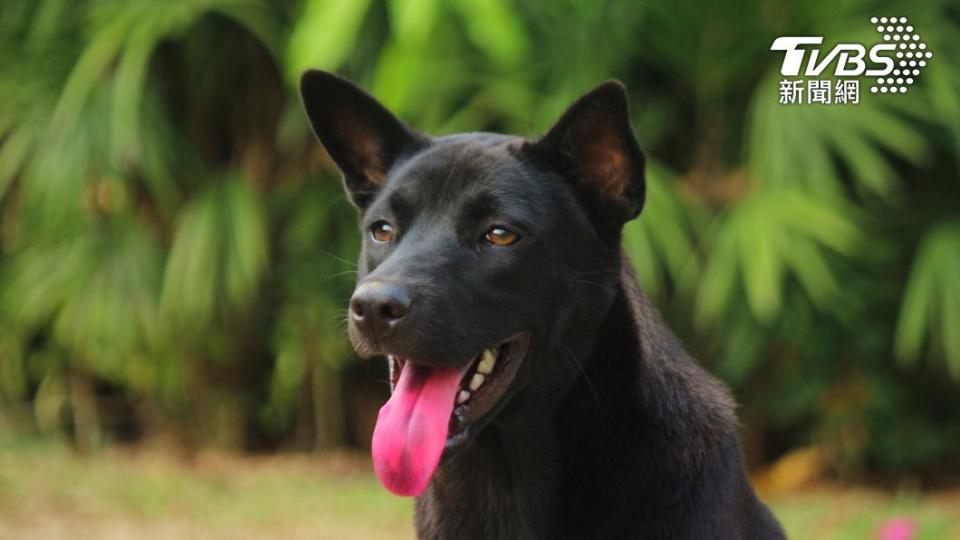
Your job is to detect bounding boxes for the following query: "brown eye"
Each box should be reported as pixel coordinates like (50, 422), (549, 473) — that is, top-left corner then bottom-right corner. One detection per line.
(371, 221), (395, 243)
(483, 226), (519, 247)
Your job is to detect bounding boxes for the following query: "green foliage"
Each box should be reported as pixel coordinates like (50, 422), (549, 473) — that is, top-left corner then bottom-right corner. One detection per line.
(895, 221), (960, 376)
(622, 163), (702, 298)
(160, 178), (268, 339)
(695, 188), (863, 324)
(1, 0), (959, 476)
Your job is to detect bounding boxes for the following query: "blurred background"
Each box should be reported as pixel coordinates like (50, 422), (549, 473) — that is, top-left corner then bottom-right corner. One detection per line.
(1, 0), (959, 538)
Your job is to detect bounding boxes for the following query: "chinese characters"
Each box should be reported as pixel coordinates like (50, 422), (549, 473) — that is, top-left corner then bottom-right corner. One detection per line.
(778, 79), (860, 105)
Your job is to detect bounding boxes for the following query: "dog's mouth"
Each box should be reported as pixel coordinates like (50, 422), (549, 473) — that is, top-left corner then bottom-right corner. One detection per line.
(389, 333), (529, 437)
(371, 333), (529, 497)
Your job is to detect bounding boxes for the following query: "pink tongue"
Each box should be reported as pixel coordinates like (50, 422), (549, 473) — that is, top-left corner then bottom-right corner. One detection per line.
(371, 362), (464, 496)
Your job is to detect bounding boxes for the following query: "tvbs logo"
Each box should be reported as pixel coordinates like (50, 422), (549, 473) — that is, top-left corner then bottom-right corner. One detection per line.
(771, 16), (933, 104)
(772, 36), (895, 77)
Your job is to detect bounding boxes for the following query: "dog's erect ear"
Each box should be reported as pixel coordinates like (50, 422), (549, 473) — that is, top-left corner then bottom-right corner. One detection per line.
(527, 81), (645, 231)
(300, 70), (426, 209)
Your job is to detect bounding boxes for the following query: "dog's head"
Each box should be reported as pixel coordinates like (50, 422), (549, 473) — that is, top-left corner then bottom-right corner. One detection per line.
(300, 71), (645, 496)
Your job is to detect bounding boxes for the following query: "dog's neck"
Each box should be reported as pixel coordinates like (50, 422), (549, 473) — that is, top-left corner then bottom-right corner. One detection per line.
(414, 257), (634, 539)
(415, 406), (561, 538)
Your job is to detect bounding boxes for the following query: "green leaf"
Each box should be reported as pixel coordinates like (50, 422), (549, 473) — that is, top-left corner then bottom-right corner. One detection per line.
(696, 188), (860, 325)
(390, 0), (439, 46)
(52, 218), (163, 380)
(895, 221), (960, 376)
(453, 0), (528, 67)
(159, 178), (268, 339)
(0, 128), (33, 201)
(52, 10), (135, 132)
(624, 162), (701, 297)
(285, 0), (375, 80)
(738, 197), (784, 322)
(695, 219), (739, 326)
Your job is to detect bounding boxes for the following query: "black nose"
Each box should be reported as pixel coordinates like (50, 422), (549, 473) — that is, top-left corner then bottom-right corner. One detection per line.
(349, 281), (411, 337)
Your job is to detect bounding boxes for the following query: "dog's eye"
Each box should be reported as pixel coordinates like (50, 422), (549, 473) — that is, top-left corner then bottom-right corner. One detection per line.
(370, 221), (395, 243)
(483, 226), (519, 247)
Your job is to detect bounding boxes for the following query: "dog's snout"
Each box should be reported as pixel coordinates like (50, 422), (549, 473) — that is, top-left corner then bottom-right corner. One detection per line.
(350, 281), (411, 337)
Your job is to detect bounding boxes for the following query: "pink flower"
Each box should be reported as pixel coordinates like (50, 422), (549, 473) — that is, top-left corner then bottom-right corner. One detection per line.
(878, 517), (917, 540)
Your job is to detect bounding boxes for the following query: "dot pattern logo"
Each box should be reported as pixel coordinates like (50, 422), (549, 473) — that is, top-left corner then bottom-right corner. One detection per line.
(869, 16), (933, 94)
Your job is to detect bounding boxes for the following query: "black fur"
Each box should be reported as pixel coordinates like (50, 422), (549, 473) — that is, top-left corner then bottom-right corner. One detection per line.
(300, 70), (785, 539)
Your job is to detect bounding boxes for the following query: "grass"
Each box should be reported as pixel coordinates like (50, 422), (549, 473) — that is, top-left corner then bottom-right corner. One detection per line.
(772, 487), (960, 539)
(0, 439), (958, 539)
(0, 439), (413, 539)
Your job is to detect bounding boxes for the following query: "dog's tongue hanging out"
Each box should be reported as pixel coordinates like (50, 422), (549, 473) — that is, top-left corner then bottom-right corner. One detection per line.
(371, 361), (464, 496)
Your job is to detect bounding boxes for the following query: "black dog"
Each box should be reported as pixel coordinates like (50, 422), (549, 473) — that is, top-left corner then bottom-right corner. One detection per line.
(300, 70), (785, 539)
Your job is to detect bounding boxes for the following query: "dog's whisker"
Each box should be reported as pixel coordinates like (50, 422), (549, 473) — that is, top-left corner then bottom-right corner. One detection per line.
(320, 251), (358, 268)
(575, 279), (610, 290)
(326, 269), (359, 279)
(323, 311), (350, 325)
(558, 342), (603, 410)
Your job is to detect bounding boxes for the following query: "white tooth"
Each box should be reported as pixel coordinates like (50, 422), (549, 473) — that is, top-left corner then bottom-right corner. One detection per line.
(477, 349), (497, 374)
(469, 373), (485, 391)
(457, 390), (470, 404)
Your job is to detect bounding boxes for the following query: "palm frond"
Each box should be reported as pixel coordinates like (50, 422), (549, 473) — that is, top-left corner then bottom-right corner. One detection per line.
(895, 221), (960, 376)
(159, 177), (268, 340)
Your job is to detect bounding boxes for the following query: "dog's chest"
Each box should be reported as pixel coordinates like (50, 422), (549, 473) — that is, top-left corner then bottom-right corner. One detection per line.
(414, 434), (560, 539)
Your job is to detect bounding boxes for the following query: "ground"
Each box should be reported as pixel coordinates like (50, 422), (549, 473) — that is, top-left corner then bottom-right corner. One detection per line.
(0, 440), (957, 539)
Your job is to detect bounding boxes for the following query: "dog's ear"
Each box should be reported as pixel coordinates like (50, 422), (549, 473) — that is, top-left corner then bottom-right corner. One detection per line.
(527, 81), (645, 232)
(300, 70), (427, 209)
